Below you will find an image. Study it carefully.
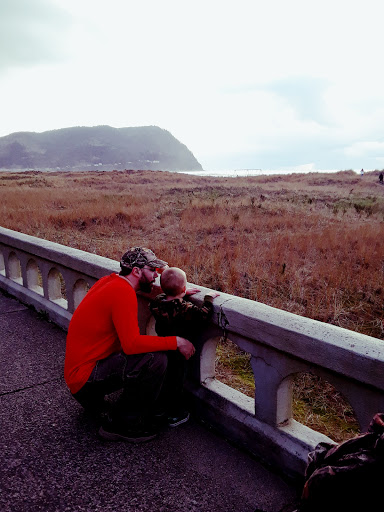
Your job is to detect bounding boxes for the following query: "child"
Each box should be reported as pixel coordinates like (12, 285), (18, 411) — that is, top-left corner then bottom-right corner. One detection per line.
(149, 267), (219, 427)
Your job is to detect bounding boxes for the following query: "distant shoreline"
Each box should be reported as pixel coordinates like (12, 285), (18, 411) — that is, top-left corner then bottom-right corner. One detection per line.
(179, 168), (363, 178)
(0, 167), (378, 178)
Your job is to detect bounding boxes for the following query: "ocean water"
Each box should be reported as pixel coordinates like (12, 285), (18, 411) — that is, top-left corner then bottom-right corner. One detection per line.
(179, 164), (362, 178)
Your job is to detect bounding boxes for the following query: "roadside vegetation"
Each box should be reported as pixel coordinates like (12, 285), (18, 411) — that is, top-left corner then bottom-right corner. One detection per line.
(0, 168), (383, 441)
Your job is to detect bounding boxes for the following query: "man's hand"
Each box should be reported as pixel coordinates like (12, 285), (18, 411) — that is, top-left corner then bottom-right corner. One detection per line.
(207, 292), (220, 299)
(176, 336), (195, 359)
(185, 288), (220, 299)
(184, 286), (201, 296)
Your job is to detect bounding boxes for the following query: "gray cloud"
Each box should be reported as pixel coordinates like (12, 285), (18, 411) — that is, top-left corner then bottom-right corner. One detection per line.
(0, 0), (72, 71)
(203, 135), (366, 171)
(265, 76), (331, 125)
(223, 76), (332, 125)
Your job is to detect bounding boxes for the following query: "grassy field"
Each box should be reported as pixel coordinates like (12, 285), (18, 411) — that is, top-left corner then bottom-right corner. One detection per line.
(0, 168), (383, 441)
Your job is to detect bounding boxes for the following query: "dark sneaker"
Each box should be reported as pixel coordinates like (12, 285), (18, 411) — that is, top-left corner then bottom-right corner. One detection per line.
(84, 400), (110, 420)
(167, 410), (190, 427)
(151, 412), (168, 430)
(98, 419), (158, 443)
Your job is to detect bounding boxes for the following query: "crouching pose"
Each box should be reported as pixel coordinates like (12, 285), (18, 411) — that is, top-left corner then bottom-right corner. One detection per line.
(64, 247), (195, 442)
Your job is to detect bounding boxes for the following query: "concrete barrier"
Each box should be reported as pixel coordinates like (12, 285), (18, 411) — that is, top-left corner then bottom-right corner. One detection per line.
(1, 225), (383, 477)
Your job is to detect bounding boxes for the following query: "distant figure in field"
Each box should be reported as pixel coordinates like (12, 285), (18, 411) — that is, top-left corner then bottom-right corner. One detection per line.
(379, 172), (383, 184)
(149, 267), (219, 426)
(360, 168), (364, 177)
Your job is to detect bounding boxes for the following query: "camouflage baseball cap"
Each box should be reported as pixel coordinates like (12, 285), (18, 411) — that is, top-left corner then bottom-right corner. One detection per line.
(120, 247), (168, 270)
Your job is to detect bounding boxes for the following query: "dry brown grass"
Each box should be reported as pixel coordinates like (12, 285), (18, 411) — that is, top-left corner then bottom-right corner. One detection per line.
(214, 338), (361, 442)
(1, 168), (383, 442)
(1, 168), (383, 338)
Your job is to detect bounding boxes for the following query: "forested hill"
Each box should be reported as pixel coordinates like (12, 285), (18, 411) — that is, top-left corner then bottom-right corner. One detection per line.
(0, 125), (203, 171)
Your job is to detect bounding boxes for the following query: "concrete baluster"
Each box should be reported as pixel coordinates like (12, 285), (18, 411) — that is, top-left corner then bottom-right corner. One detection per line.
(200, 336), (219, 383)
(48, 267), (68, 309)
(8, 252), (22, 284)
(26, 258), (43, 295)
(0, 248), (5, 275)
(72, 278), (90, 311)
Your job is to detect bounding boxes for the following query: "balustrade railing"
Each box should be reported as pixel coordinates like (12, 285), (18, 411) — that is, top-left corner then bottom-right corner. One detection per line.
(1, 225), (384, 477)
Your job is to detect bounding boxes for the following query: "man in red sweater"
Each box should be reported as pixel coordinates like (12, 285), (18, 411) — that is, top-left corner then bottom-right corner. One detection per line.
(64, 247), (195, 442)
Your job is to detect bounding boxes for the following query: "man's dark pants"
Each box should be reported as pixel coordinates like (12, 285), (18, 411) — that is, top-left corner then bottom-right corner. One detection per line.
(72, 350), (185, 426)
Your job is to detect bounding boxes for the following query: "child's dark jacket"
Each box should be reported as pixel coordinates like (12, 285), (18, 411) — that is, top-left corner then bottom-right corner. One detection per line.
(149, 294), (214, 341)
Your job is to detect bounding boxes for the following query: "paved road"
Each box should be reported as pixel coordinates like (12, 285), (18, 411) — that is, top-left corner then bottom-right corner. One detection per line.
(0, 291), (299, 512)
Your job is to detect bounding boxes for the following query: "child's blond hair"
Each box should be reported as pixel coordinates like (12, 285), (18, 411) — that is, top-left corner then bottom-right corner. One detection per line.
(160, 267), (187, 297)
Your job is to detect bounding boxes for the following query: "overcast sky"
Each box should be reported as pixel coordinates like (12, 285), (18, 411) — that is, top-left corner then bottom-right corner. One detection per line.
(1, 0), (384, 171)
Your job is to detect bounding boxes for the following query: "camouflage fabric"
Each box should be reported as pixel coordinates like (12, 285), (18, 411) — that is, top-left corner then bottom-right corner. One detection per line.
(120, 247), (167, 270)
(149, 294), (214, 341)
(298, 412), (384, 512)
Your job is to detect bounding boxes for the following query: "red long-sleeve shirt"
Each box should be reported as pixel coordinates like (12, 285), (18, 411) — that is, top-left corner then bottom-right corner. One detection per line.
(64, 273), (177, 394)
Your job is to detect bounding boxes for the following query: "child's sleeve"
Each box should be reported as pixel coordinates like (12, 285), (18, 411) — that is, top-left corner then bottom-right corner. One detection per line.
(184, 294), (215, 323)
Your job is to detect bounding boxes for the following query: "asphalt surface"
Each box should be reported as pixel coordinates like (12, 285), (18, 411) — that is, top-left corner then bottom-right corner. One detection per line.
(0, 291), (300, 512)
